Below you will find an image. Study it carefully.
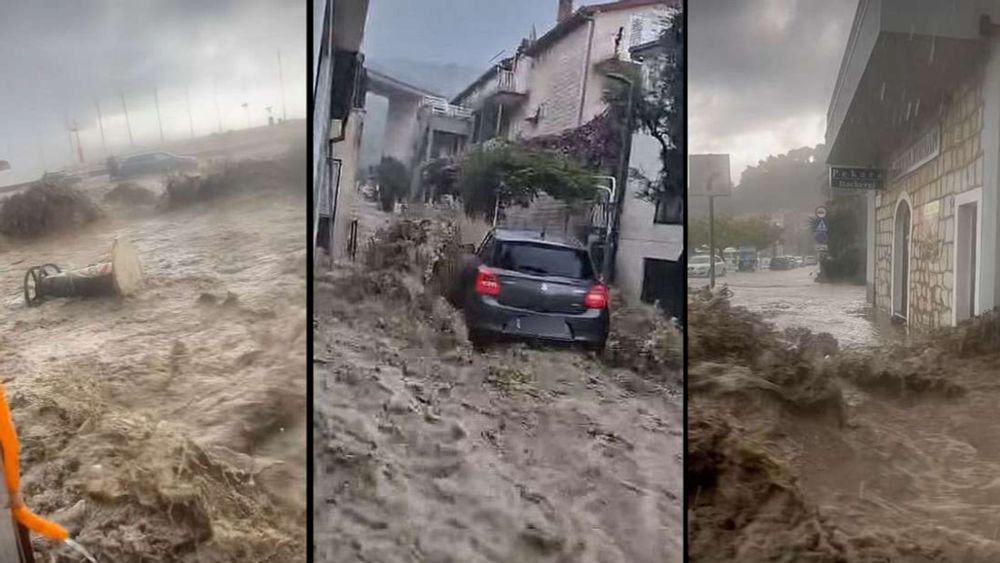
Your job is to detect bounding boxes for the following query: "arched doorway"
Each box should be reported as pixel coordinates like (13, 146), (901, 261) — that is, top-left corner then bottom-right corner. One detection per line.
(892, 199), (911, 321)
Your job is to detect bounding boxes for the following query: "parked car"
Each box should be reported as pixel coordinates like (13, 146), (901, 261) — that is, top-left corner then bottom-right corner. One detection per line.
(804, 255), (818, 266)
(458, 228), (609, 351)
(770, 256), (795, 270)
(793, 256), (804, 268)
(111, 151), (198, 180)
(40, 171), (80, 186)
(688, 254), (726, 277)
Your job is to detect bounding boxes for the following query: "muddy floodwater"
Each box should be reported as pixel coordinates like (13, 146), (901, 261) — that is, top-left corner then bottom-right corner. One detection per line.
(0, 124), (306, 561)
(691, 267), (882, 348)
(690, 265), (1000, 560)
(314, 208), (684, 563)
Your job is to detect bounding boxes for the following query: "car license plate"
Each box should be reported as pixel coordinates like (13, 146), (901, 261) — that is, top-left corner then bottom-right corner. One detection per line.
(509, 316), (571, 339)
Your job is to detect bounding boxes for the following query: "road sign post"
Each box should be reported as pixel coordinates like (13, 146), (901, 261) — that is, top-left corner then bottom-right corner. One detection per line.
(709, 195), (715, 287)
(690, 154), (733, 289)
(814, 207), (829, 258)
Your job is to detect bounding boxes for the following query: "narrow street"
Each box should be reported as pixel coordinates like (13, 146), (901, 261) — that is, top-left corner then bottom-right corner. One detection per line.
(691, 267), (880, 348)
(314, 210), (683, 563)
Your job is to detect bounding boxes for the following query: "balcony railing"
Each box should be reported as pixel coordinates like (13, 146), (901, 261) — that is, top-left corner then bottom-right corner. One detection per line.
(495, 69), (526, 97)
(421, 97), (474, 119)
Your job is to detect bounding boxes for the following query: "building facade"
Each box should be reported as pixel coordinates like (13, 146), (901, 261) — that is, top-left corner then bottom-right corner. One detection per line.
(314, 0), (369, 263)
(453, 0), (673, 143)
(451, 0), (678, 283)
(826, 0), (1000, 327)
(365, 70), (475, 198)
(614, 39), (683, 318)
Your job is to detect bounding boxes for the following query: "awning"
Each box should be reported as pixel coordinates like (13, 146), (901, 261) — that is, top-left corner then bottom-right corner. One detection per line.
(826, 0), (996, 166)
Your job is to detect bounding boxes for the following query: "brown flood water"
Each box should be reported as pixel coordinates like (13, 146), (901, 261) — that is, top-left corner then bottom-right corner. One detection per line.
(314, 209), (684, 563)
(0, 127), (306, 561)
(692, 268), (1000, 560)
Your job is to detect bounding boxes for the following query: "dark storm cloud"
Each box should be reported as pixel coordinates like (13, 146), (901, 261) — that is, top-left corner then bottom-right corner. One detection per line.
(2, 0), (302, 100)
(690, 0), (856, 179)
(0, 0), (305, 182)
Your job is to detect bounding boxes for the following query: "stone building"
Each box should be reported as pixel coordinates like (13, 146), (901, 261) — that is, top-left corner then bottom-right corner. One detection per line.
(453, 0), (672, 142)
(826, 0), (1000, 327)
(450, 0), (679, 306)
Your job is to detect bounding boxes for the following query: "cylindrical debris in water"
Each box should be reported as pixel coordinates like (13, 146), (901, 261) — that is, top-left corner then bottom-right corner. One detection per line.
(24, 238), (143, 307)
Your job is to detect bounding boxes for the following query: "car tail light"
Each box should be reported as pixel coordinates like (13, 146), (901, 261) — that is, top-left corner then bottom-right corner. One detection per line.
(474, 266), (501, 297)
(584, 283), (609, 309)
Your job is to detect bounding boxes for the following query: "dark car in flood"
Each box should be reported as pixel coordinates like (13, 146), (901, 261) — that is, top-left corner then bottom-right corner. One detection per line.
(459, 228), (610, 351)
(770, 256), (795, 270)
(111, 151), (198, 180)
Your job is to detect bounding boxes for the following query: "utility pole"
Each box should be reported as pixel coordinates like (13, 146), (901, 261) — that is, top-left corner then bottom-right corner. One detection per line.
(94, 98), (106, 151)
(241, 79), (251, 129)
(213, 79), (223, 133)
(70, 120), (84, 164)
(185, 84), (195, 139)
(277, 49), (287, 121)
(153, 87), (165, 144)
(602, 71), (636, 282)
(120, 92), (134, 146)
(37, 134), (46, 171)
(64, 112), (74, 160)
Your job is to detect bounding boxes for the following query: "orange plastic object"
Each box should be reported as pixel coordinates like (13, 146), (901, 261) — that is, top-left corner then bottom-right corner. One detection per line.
(0, 384), (69, 542)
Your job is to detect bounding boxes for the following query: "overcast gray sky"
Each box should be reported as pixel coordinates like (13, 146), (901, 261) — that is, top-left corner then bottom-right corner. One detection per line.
(689, 0), (856, 182)
(363, 0), (563, 67)
(0, 0), (306, 184)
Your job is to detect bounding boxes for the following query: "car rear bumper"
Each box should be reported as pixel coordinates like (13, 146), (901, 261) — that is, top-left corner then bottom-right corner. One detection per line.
(464, 295), (608, 344)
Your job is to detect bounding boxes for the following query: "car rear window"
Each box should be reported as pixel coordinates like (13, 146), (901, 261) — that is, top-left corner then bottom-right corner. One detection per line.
(493, 241), (594, 279)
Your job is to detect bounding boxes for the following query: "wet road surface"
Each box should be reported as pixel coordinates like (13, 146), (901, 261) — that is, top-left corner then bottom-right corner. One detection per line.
(690, 266), (879, 348)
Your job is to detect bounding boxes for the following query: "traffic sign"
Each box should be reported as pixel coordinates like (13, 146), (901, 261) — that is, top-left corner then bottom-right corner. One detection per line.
(815, 206), (827, 219)
(689, 154), (733, 197)
(815, 231), (828, 244)
(815, 219), (828, 233)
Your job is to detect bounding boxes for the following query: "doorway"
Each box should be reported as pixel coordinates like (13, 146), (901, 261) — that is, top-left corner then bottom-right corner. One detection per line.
(955, 189), (981, 324)
(641, 256), (685, 323)
(892, 199), (911, 321)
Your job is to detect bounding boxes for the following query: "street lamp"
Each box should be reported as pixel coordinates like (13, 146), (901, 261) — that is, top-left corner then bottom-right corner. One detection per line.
(602, 71), (637, 281)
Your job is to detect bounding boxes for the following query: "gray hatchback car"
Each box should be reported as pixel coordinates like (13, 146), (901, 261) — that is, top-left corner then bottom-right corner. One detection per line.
(459, 228), (609, 351)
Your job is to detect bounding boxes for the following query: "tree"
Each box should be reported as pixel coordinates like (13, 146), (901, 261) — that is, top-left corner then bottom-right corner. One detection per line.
(521, 110), (621, 174)
(374, 157), (409, 212)
(688, 214), (783, 252)
(420, 156), (460, 202)
(456, 143), (597, 220)
(603, 9), (684, 204)
(815, 193), (866, 284)
(735, 145), (827, 214)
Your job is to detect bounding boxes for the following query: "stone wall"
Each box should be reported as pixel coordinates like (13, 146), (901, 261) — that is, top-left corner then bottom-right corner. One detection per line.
(874, 73), (985, 327)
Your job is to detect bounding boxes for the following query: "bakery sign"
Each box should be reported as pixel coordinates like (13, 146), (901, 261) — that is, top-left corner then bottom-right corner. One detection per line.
(829, 166), (884, 190)
(891, 126), (940, 180)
